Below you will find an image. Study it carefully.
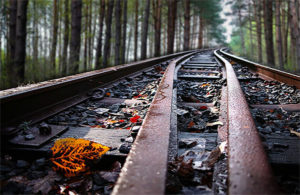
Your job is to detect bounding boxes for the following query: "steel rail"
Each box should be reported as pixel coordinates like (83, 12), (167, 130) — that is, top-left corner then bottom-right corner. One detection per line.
(112, 52), (196, 195)
(220, 48), (300, 89)
(0, 51), (194, 136)
(214, 50), (279, 194)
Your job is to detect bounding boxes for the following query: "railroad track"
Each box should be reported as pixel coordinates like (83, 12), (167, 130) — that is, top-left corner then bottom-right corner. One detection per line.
(0, 49), (299, 194)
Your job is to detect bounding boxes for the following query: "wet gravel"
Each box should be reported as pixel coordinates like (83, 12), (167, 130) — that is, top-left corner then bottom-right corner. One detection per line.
(176, 79), (225, 103)
(241, 79), (300, 104)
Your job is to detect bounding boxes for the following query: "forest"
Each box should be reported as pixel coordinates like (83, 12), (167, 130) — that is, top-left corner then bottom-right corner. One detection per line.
(228, 0), (300, 74)
(0, 0), (225, 90)
(0, 0), (300, 90)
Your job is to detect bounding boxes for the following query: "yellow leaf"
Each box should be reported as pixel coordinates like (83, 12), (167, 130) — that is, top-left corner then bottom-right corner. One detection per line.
(51, 138), (110, 177)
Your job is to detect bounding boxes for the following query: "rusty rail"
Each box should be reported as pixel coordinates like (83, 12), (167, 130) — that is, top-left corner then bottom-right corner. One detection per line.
(112, 52), (196, 195)
(214, 50), (279, 194)
(0, 51), (194, 136)
(220, 48), (300, 89)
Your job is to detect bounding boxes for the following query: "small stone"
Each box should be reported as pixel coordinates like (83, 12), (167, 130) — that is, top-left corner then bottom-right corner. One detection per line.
(125, 137), (133, 143)
(16, 160), (30, 168)
(25, 134), (35, 140)
(119, 143), (131, 154)
(178, 139), (198, 148)
(131, 126), (141, 133)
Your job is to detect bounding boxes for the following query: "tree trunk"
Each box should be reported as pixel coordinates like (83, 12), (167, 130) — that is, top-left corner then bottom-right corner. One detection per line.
(263, 0), (275, 67)
(238, 6), (245, 55)
(14, 0), (29, 86)
(290, 0), (300, 72)
(83, 1), (88, 71)
(95, 0), (105, 69)
(140, 0), (150, 60)
(103, 0), (114, 67)
(253, 0), (262, 62)
(167, 0), (176, 54)
(61, 0), (69, 75)
(8, 0), (17, 81)
(51, 0), (59, 70)
(121, 0), (127, 64)
(88, 0), (92, 69)
(134, 0), (138, 61)
(198, 15), (203, 49)
(114, 0), (121, 65)
(248, 2), (254, 57)
(281, 1), (289, 64)
(153, 0), (162, 57)
(275, 0), (283, 69)
(69, 0), (82, 74)
(183, 0), (190, 51)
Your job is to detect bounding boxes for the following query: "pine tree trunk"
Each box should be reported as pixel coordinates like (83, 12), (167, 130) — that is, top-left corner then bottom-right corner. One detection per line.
(134, 0), (138, 61)
(51, 0), (59, 70)
(183, 0), (190, 51)
(140, 0), (150, 60)
(114, 0), (121, 65)
(83, 1), (88, 71)
(121, 0), (127, 64)
(69, 0), (82, 74)
(8, 0), (17, 79)
(198, 15), (203, 49)
(275, 0), (283, 69)
(154, 0), (162, 57)
(263, 0), (275, 66)
(33, 0), (39, 80)
(14, 0), (29, 86)
(290, 0), (300, 72)
(62, 0), (69, 75)
(281, 1), (288, 64)
(95, 0), (105, 69)
(103, 0), (114, 67)
(88, 0), (92, 69)
(253, 0), (262, 62)
(248, 3), (254, 57)
(167, 0), (176, 54)
(238, 6), (245, 55)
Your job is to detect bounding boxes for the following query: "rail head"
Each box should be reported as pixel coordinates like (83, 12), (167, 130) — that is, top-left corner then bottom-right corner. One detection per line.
(112, 52), (196, 195)
(219, 48), (300, 88)
(214, 50), (279, 194)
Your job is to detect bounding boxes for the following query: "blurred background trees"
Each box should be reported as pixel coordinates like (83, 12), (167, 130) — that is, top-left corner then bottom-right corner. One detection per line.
(0, 0), (252, 90)
(227, 0), (300, 74)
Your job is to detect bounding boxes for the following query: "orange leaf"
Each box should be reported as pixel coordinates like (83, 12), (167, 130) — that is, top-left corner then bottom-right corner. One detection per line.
(106, 92), (111, 96)
(51, 138), (110, 177)
(188, 121), (195, 128)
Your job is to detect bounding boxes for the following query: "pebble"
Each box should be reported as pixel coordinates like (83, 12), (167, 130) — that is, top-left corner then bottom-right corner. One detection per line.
(131, 126), (141, 133)
(24, 134), (35, 140)
(16, 160), (30, 168)
(119, 143), (132, 154)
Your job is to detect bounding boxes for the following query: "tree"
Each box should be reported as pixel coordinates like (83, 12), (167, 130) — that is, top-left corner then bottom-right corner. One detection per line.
(14, 0), (29, 86)
(8, 0), (17, 85)
(290, 0), (300, 71)
(183, 0), (190, 51)
(103, 0), (114, 67)
(141, 0), (150, 60)
(61, 0), (70, 75)
(134, 0), (138, 61)
(167, 0), (176, 54)
(275, 0), (283, 69)
(95, 0), (105, 69)
(253, 0), (262, 62)
(114, 0), (121, 65)
(121, 0), (127, 64)
(263, 0), (275, 67)
(69, 0), (82, 74)
(50, 0), (59, 70)
(153, 0), (162, 57)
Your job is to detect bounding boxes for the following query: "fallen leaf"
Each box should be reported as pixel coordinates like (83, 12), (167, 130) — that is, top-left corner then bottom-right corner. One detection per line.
(206, 121), (224, 127)
(187, 121), (195, 128)
(289, 128), (300, 138)
(199, 106), (208, 110)
(106, 92), (111, 96)
(130, 115), (140, 123)
(51, 138), (110, 177)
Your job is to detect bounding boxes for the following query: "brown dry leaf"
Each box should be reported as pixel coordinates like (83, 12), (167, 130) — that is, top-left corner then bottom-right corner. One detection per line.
(289, 128), (300, 138)
(206, 121), (224, 127)
(187, 121), (195, 128)
(51, 138), (110, 177)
